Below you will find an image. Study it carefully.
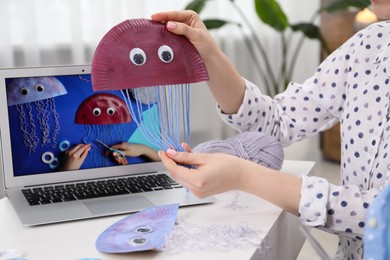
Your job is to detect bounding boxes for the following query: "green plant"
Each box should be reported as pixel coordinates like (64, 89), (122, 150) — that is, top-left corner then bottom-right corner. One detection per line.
(185, 0), (371, 96)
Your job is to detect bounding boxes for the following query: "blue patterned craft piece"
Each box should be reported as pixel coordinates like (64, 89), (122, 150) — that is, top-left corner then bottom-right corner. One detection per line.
(96, 204), (179, 253)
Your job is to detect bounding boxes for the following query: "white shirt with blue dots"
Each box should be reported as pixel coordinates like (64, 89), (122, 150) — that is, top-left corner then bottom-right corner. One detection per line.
(217, 20), (390, 259)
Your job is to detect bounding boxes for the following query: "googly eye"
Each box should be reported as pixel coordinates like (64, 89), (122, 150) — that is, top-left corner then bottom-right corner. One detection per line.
(20, 87), (29, 96)
(35, 84), (45, 92)
(158, 45), (174, 63)
(93, 107), (101, 116)
(107, 107), (115, 116)
(135, 226), (154, 234)
(129, 237), (148, 246)
(129, 48), (146, 66)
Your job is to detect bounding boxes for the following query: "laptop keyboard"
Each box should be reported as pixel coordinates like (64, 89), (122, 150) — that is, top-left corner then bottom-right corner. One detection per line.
(21, 173), (183, 206)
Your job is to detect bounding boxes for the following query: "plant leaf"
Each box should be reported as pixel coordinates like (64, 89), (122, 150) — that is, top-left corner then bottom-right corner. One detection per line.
(290, 23), (320, 39)
(291, 23), (331, 53)
(254, 0), (289, 32)
(320, 0), (371, 12)
(185, 0), (207, 13)
(203, 19), (234, 30)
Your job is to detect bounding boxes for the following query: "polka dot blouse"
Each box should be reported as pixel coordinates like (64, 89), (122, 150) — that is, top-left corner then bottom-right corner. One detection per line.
(218, 21), (390, 259)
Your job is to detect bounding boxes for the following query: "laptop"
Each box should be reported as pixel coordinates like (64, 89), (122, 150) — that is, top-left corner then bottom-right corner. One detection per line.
(0, 65), (214, 226)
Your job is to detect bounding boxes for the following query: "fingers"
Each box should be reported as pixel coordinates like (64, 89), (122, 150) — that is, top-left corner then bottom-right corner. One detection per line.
(151, 10), (205, 41)
(110, 143), (127, 151)
(121, 157), (128, 165)
(111, 143), (131, 157)
(79, 145), (91, 160)
(165, 148), (206, 166)
(158, 150), (211, 198)
(181, 143), (192, 153)
(151, 10), (198, 24)
(111, 143), (143, 157)
(158, 150), (195, 173)
(158, 150), (194, 182)
(67, 144), (91, 158)
(114, 155), (128, 165)
(62, 144), (91, 171)
(104, 149), (128, 165)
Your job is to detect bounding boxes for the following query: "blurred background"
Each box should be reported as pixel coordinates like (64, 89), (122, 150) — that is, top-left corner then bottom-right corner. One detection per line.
(0, 0), (320, 159)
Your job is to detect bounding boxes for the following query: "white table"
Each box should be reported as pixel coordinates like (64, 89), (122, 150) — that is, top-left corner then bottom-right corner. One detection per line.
(0, 160), (315, 260)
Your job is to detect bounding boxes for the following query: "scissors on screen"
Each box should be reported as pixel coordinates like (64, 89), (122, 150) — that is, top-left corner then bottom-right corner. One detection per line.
(96, 139), (128, 165)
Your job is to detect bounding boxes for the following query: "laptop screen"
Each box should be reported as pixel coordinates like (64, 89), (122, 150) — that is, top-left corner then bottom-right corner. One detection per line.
(3, 66), (160, 179)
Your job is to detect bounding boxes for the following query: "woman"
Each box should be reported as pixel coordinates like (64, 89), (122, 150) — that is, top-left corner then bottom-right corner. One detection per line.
(152, 1), (390, 258)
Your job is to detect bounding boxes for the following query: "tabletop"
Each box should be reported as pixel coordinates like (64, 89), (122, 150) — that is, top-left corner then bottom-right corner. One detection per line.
(0, 160), (315, 260)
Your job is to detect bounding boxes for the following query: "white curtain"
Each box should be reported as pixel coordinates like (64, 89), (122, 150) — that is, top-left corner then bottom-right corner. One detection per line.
(0, 0), (320, 144)
(0, 0), (192, 67)
(0, 0), (253, 67)
(0, 0), (319, 70)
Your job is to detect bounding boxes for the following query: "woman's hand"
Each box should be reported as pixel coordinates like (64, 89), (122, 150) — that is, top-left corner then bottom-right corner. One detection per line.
(152, 10), (246, 114)
(110, 142), (160, 162)
(158, 147), (302, 215)
(158, 149), (244, 198)
(151, 10), (219, 63)
(61, 144), (91, 171)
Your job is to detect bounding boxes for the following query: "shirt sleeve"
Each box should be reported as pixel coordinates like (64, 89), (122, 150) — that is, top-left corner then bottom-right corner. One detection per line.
(300, 175), (383, 239)
(216, 24), (369, 147)
(217, 75), (340, 147)
(216, 23), (389, 239)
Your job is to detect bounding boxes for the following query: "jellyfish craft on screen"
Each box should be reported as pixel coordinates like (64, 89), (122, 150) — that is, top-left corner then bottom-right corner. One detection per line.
(91, 19), (209, 151)
(7, 77), (67, 153)
(75, 93), (131, 166)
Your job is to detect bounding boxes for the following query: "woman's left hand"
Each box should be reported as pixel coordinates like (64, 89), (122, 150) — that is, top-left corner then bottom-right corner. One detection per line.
(158, 149), (243, 198)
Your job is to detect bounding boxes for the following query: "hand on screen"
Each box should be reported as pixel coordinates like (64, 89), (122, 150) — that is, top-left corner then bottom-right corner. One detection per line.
(110, 142), (160, 162)
(61, 144), (91, 171)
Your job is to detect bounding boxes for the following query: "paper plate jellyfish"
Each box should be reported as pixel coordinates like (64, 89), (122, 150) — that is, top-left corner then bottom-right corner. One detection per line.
(91, 19), (209, 151)
(96, 203), (179, 253)
(75, 93), (131, 166)
(7, 76), (67, 153)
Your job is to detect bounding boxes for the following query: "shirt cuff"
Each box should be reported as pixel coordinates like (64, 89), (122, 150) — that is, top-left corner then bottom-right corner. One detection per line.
(299, 175), (329, 226)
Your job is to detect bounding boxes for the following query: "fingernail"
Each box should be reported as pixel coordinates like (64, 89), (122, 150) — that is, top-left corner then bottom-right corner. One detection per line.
(157, 150), (162, 158)
(167, 21), (177, 30)
(166, 148), (177, 156)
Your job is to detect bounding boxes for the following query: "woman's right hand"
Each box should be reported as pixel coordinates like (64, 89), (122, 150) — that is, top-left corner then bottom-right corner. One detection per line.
(151, 10), (246, 114)
(110, 142), (160, 162)
(151, 10), (219, 63)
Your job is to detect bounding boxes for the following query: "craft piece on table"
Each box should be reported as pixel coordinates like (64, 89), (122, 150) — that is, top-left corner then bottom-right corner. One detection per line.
(91, 19), (209, 152)
(6, 76), (67, 153)
(96, 203), (179, 253)
(193, 131), (284, 170)
(364, 182), (390, 260)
